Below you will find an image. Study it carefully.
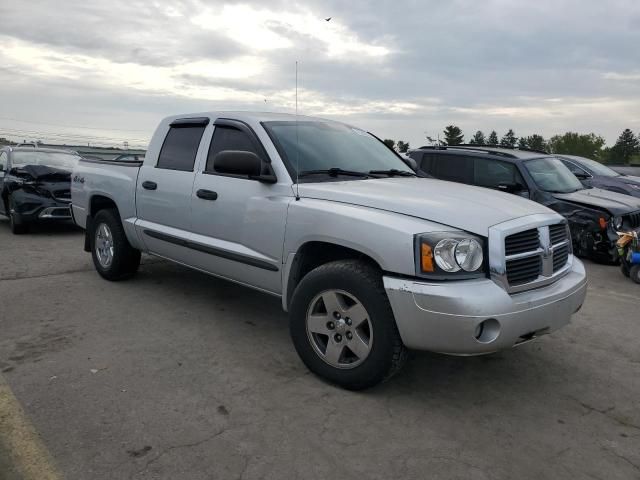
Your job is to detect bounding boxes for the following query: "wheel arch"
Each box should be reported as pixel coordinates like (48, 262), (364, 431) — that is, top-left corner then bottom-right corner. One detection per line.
(84, 194), (120, 252)
(283, 240), (383, 311)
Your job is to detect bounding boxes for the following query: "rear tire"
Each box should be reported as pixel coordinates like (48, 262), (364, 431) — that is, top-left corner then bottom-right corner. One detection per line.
(91, 209), (140, 281)
(289, 260), (407, 390)
(8, 196), (28, 234)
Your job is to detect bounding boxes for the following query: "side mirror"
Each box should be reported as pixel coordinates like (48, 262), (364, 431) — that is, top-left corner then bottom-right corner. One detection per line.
(213, 150), (276, 183)
(574, 172), (590, 180)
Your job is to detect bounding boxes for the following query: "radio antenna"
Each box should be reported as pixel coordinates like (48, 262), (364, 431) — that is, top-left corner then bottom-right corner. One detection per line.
(295, 60), (300, 201)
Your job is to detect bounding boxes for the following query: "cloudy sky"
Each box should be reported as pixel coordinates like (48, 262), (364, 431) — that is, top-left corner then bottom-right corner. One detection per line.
(0, 0), (639, 148)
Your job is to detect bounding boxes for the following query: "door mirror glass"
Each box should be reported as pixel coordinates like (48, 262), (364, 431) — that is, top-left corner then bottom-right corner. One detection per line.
(214, 150), (263, 177)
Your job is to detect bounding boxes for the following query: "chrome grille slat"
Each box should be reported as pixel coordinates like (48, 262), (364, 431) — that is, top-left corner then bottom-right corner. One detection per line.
(489, 214), (573, 294)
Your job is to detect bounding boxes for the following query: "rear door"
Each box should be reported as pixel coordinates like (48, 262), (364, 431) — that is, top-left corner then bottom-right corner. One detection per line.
(135, 117), (208, 261)
(431, 154), (474, 184)
(189, 119), (290, 294)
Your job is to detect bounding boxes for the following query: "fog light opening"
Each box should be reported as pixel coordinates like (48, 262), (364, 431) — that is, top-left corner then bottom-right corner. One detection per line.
(474, 318), (500, 344)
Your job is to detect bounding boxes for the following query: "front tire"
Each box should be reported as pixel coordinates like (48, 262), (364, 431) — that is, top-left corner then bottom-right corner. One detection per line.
(8, 196), (28, 234)
(289, 260), (407, 390)
(91, 209), (141, 281)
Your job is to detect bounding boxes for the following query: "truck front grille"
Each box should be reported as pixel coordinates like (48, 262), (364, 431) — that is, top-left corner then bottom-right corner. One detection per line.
(491, 215), (573, 294)
(624, 211), (640, 228)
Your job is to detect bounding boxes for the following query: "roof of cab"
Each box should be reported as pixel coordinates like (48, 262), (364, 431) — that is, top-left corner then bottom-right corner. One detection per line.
(161, 111), (348, 126)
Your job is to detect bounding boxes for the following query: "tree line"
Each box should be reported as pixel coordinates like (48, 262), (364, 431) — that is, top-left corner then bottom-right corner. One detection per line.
(384, 127), (640, 164)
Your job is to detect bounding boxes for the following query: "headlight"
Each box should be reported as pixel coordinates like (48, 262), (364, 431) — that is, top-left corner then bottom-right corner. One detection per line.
(416, 232), (486, 279)
(612, 216), (623, 230)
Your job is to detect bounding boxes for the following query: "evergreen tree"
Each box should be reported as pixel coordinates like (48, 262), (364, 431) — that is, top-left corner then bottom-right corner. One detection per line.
(517, 137), (528, 149)
(500, 129), (517, 148)
(469, 131), (486, 145)
(611, 129), (639, 164)
(443, 125), (464, 145)
(525, 134), (547, 152)
(396, 140), (410, 153)
(487, 130), (499, 146)
(383, 139), (396, 150)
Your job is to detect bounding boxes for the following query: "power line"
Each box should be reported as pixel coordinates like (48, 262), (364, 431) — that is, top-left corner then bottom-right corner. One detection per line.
(0, 116), (150, 133)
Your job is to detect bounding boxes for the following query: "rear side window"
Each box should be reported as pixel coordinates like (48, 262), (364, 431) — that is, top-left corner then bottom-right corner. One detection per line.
(0, 152), (7, 171)
(205, 126), (261, 173)
(432, 154), (473, 184)
(157, 125), (206, 171)
(474, 158), (525, 189)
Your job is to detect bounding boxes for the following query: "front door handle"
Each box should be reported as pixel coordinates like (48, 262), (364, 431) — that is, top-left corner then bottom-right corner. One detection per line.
(142, 181), (157, 190)
(196, 189), (218, 201)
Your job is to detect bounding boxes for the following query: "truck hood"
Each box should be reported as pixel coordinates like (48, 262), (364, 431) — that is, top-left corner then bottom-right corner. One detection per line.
(553, 187), (640, 215)
(298, 177), (552, 236)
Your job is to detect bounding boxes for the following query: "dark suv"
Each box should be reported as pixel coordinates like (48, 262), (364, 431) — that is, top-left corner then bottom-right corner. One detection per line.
(408, 145), (640, 262)
(0, 146), (80, 233)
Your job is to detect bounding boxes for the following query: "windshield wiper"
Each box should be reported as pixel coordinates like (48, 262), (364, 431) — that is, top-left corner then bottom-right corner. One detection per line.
(298, 168), (370, 178)
(368, 169), (417, 177)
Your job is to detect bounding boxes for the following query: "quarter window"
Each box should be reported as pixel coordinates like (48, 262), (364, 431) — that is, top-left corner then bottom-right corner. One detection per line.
(205, 126), (261, 173)
(157, 125), (206, 171)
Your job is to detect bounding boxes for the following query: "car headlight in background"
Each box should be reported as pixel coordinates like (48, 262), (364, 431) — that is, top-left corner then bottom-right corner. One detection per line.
(416, 232), (486, 279)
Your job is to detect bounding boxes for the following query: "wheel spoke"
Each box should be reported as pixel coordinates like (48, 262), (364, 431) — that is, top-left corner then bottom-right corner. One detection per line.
(321, 291), (343, 315)
(345, 302), (368, 328)
(324, 340), (343, 364)
(348, 332), (370, 359)
(307, 313), (331, 335)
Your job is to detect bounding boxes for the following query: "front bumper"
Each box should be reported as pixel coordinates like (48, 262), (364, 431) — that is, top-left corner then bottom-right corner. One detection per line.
(11, 190), (71, 223)
(384, 258), (587, 355)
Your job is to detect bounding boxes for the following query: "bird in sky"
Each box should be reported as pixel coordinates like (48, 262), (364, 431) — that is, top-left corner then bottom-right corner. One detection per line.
(325, 17), (331, 21)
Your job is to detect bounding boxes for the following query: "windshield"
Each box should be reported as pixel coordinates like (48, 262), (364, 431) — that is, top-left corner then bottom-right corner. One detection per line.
(12, 151), (80, 170)
(571, 156), (620, 177)
(525, 157), (584, 193)
(263, 121), (413, 181)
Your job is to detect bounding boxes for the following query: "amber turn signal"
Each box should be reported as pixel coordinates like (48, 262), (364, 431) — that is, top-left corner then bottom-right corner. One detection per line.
(421, 243), (435, 272)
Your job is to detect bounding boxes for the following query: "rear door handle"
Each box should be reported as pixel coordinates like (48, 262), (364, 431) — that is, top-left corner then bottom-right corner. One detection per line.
(142, 181), (157, 190)
(196, 189), (218, 201)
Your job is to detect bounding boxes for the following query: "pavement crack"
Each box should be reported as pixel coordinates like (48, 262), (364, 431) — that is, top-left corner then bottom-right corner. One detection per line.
(608, 448), (640, 472)
(570, 397), (640, 431)
(130, 428), (229, 478)
(0, 267), (95, 282)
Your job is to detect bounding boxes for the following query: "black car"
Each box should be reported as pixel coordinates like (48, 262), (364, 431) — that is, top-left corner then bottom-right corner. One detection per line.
(408, 145), (640, 262)
(556, 155), (640, 197)
(0, 147), (80, 234)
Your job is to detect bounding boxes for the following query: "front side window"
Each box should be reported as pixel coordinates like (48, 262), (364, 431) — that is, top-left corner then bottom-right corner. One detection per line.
(524, 157), (584, 193)
(0, 152), (7, 171)
(432, 154), (473, 184)
(560, 159), (589, 177)
(11, 151), (80, 170)
(157, 125), (206, 171)
(262, 121), (412, 180)
(420, 152), (438, 174)
(205, 126), (260, 173)
(474, 158), (525, 189)
(570, 157), (620, 177)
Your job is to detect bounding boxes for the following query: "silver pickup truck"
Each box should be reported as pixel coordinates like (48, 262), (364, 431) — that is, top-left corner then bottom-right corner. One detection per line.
(71, 112), (587, 389)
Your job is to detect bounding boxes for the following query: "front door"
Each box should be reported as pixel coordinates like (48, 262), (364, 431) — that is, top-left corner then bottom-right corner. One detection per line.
(0, 152), (8, 215)
(189, 120), (290, 295)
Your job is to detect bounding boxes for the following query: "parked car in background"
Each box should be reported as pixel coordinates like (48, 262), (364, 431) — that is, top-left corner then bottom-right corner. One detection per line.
(609, 165), (640, 177)
(0, 146), (80, 233)
(71, 112), (586, 389)
(556, 155), (640, 197)
(408, 146), (640, 262)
